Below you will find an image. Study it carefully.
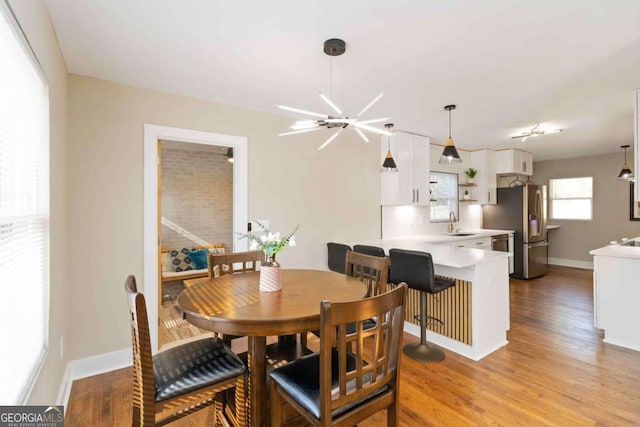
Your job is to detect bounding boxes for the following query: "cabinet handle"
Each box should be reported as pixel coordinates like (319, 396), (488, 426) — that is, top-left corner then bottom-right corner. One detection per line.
(522, 161), (527, 173)
(412, 189), (415, 203)
(416, 189), (419, 203)
(488, 191), (491, 203)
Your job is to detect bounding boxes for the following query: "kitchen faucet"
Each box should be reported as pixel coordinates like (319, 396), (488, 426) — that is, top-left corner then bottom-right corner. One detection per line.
(448, 211), (458, 233)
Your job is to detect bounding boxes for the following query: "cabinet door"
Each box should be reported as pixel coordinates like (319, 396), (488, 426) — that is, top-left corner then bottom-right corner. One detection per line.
(380, 132), (430, 206)
(496, 149), (533, 176)
(412, 134), (430, 206)
(470, 149), (496, 204)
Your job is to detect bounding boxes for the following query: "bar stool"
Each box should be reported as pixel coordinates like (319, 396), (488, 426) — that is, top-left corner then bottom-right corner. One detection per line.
(389, 248), (455, 362)
(353, 244), (385, 258)
(327, 242), (352, 274)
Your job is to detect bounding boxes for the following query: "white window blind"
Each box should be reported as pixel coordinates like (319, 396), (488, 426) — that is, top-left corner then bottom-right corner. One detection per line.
(0, 2), (50, 404)
(549, 177), (593, 220)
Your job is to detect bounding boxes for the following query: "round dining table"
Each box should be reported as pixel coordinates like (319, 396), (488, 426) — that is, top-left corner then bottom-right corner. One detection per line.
(178, 269), (367, 427)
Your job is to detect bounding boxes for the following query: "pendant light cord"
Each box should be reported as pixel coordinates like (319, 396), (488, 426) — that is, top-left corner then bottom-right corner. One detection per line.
(448, 108), (452, 138)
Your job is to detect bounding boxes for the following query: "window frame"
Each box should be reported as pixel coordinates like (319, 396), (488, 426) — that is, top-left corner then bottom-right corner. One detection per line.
(549, 176), (593, 221)
(430, 171), (459, 223)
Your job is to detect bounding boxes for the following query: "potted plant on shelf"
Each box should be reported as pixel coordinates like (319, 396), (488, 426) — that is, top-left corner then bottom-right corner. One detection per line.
(463, 190), (471, 200)
(464, 168), (478, 185)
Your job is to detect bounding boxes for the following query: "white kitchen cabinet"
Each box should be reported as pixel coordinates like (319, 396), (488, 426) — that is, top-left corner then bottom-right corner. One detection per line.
(496, 148), (533, 176)
(380, 131), (430, 205)
(470, 149), (497, 204)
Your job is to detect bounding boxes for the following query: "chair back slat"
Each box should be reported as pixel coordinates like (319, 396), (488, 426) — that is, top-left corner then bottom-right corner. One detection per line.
(208, 250), (263, 277)
(319, 284), (407, 420)
(125, 275), (156, 427)
(346, 251), (389, 296)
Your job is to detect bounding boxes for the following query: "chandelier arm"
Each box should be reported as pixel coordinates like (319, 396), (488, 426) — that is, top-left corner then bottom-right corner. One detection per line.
(354, 128), (369, 143)
(318, 92), (343, 115)
(279, 127), (324, 137)
(357, 91), (385, 117)
(353, 122), (393, 136)
(318, 129), (342, 150)
(276, 104), (328, 119)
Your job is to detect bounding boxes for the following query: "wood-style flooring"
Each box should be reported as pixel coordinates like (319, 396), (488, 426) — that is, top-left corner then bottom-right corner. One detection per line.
(65, 266), (640, 426)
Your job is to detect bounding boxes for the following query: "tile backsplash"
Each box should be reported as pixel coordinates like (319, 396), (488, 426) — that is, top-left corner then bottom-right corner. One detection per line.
(381, 203), (483, 238)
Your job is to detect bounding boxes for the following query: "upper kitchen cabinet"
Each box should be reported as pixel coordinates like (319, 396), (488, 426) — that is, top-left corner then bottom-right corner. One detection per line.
(470, 149), (497, 204)
(380, 131), (430, 206)
(496, 148), (533, 176)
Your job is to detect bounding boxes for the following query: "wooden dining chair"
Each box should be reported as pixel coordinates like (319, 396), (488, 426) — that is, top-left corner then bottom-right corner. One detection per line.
(207, 250), (263, 278)
(269, 283), (407, 427)
(125, 275), (247, 427)
(301, 251), (390, 348)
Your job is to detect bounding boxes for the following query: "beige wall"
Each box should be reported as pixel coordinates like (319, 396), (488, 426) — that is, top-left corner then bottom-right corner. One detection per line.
(9, 0), (70, 404)
(66, 74), (381, 362)
(533, 152), (640, 265)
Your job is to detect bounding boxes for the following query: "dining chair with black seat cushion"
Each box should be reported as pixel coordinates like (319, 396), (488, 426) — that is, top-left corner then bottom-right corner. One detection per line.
(327, 242), (352, 274)
(303, 251), (390, 348)
(388, 248), (456, 362)
(125, 275), (247, 427)
(269, 283), (407, 427)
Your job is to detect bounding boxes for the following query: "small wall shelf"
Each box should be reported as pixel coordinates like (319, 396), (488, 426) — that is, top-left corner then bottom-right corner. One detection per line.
(459, 199), (478, 202)
(459, 183), (477, 187)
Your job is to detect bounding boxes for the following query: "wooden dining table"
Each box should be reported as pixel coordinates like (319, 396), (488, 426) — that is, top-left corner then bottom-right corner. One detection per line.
(179, 269), (367, 427)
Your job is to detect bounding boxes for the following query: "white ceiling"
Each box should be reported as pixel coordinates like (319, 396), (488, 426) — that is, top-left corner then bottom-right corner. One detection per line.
(43, 0), (640, 161)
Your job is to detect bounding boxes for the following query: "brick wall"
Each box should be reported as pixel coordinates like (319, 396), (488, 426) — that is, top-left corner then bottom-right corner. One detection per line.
(161, 145), (233, 250)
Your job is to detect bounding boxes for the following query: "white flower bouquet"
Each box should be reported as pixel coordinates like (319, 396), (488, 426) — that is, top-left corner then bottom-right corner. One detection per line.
(238, 221), (299, 259)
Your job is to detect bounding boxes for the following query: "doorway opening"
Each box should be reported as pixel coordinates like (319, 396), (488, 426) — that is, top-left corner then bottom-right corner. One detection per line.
(144, 124), (248, 352)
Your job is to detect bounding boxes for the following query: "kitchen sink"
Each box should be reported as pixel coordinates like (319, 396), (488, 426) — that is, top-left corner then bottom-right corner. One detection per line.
(443, 233), (476, 237)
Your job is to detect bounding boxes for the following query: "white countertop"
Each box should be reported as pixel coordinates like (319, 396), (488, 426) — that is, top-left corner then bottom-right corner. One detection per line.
(590, 238), (640, 259)
(352, 236), (510, 269)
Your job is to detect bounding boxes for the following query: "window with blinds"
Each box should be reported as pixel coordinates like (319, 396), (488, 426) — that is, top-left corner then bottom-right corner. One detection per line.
(0, 3), (50, 404)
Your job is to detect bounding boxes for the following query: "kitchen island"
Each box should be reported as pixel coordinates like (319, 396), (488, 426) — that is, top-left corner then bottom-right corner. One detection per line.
(590, 240), (640, 351)
(353, 236), (510, 361)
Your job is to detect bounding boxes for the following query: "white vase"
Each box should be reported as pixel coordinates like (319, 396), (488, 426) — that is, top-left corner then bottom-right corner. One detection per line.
(259, 255), (282, 292)
(467, 178), (475, 185)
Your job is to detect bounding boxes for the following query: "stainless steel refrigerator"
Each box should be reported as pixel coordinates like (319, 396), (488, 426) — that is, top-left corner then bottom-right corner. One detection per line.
(483, 185), (548, 279)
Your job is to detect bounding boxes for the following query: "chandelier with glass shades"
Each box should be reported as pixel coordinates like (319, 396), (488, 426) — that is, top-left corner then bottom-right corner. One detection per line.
(277, 38), (391, 150)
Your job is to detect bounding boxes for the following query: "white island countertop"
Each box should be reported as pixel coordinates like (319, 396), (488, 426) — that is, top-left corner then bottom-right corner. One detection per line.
(354, 235), (510, 269)
(590, 238), (640, 259)
(412, 228), (514, 244)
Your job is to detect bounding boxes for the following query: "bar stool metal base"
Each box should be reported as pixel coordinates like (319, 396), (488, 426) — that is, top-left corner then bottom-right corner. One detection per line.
(403, 342), (445, 362)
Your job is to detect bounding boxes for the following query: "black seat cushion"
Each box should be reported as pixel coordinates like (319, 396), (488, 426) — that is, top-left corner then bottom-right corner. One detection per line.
(153, 337), (245, 402)
(269, 349), (387, 419)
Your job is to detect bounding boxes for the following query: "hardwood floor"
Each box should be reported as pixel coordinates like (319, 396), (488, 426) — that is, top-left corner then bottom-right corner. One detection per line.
(65, 266), (640, 426)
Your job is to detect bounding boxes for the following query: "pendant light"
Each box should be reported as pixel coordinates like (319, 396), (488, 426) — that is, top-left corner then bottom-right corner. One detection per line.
(439, 104), (462, 165)
(617, 144), (632, 180)
(381, 123), (398, 172)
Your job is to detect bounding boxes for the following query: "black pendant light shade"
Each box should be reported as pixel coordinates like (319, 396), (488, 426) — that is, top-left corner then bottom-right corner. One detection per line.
(439, 104), (462, 165)
(617, 144), (632, 180)
(381, 123), (398, 172)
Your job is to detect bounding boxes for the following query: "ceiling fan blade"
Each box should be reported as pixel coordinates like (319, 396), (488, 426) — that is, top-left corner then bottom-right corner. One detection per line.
(357, 91), (385, 117)
(353, 122), (392, 136)
(354, 127), (369, 143)
(318, 92), (343, 116)
(276, 104), (328, 119)
(289, 122), (320, 130)
(521, 136), (529, 142)
(318, 129), (342, 150)
(511, 134), (528, 139)
(279, 127), (323, 136)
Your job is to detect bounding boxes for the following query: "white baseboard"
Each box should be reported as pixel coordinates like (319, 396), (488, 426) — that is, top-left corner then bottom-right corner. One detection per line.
(57, 348), (131, 409)
(548, 257), (593, 270)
